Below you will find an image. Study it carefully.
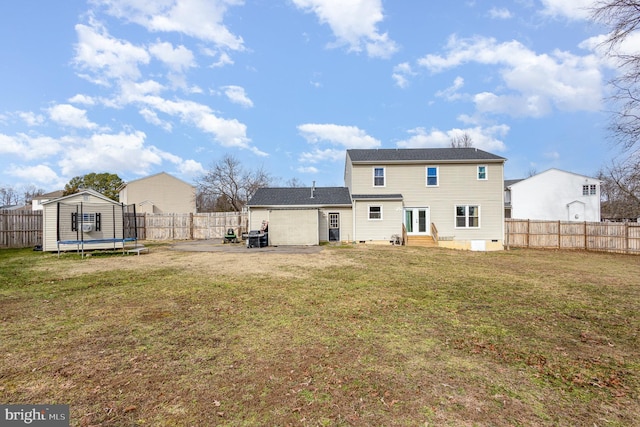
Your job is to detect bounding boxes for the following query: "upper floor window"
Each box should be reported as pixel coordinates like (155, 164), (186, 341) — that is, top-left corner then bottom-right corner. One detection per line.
(426, 167), (438, 186)
(368, 205), (382, 220)
(582, 184), (597, 196)
(456, 205), (479, 228)
(373, 167), (385, 187)
(477, 165), (487, 180)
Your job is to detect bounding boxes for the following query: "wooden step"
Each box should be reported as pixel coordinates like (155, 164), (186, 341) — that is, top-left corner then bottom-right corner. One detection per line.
(406, 235), (438, 247)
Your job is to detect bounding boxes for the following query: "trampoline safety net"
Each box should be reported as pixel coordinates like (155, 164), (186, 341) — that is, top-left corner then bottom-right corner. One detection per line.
(56, 202), (137, 243)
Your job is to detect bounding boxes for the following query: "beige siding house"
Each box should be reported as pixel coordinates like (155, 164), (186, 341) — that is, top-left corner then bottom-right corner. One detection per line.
(347, 148), (506, 250)
(247, 187), (353, 245)
(42, 189), (126, 252)
(118, 172), (196, 214)
(248, 148), (506, 250)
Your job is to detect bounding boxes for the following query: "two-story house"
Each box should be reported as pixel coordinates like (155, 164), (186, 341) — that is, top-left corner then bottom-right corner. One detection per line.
(247, 148), (506, 251)
(505, 168), (601, 221)
(118, 172), (196, 214)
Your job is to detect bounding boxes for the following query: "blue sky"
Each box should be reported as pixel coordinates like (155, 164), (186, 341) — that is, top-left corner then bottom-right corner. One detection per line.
(0, 0), (626, 192)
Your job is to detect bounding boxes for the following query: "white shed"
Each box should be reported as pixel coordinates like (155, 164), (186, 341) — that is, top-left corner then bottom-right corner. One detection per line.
(42, 189), (136, 252)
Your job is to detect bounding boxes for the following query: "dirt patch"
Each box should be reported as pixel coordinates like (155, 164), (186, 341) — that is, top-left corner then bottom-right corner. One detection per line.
(35, 241), (355, 280)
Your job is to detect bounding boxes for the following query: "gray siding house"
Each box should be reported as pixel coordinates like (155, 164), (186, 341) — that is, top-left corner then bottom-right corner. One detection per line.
(247, 148), (506, 250)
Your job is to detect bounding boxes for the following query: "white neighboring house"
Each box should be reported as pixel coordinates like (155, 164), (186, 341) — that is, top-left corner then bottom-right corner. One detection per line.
(32, 190), (64, 211)
(505, 168), (601, 222)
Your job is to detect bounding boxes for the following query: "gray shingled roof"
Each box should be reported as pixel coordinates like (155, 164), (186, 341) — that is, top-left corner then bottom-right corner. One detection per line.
(347, 148), (505, 162)
(248, 187), (352, 206)
(504, 179), (524, 188)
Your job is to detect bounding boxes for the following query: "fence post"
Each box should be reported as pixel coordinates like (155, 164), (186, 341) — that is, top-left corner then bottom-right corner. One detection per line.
(189, 213), (194, 240)
(584, 221), (587, 250)
(558, 220), (561, 249)
(626, 223), (630, 254)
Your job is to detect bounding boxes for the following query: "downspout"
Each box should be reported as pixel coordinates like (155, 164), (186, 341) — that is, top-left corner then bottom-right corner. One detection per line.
(352, 198), (356, 244)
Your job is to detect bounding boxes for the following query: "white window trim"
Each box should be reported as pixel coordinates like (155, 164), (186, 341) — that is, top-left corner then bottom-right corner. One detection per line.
(455, 204), (480, 229)
(368, 204), (383, 220)
(477, 165), (488, 181)
(426, 166), (439, 187)
(373, 167), (386, 187)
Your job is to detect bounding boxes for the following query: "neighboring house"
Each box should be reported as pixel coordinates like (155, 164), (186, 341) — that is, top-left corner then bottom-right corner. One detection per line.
(505, 168), (601, 222)
(31, 190), (64, 211)
(247, 148), (507, 251)
(41, 189), (130, 252)
(118, 172), (196, 214)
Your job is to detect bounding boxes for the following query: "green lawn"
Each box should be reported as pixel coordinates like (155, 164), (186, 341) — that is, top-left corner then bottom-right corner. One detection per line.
(1, 245), (638, 426)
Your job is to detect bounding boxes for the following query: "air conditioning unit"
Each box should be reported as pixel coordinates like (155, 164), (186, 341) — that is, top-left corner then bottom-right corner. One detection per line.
(82, 223), (94, 233)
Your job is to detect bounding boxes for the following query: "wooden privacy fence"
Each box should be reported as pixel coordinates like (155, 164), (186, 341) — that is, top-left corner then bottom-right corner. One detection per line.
(141, 212), (248, 241)
(506, 219), (640, 254)
(0, 210), (43, 248)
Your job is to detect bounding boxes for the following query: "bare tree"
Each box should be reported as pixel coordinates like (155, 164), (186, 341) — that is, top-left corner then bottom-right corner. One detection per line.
(592, 1), (640, 152)
(0, 186), (20, 206)
(285, 177), (305, 187)
(598, 155), (640, 220)
(450, 132), (474, 148)
(196, 154), (272, 212)
(22, 185), (45, 205)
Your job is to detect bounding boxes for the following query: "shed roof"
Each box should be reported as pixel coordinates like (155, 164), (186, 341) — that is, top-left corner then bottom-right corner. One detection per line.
(248, 187), (352, 207)
(347, 148), (505, 163)
(41, 189), (119, 205)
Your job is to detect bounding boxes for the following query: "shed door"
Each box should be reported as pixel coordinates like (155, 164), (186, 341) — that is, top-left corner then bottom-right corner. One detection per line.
(328, 213), (340, 242)
(269, 209), (319, 245)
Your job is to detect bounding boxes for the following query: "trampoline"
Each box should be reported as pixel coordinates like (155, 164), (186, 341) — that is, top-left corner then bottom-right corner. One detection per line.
(55, 201), (139, 257)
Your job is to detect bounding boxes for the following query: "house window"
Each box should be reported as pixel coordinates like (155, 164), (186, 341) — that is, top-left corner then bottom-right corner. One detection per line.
(373, 167), (385, 187)
(478, 165), (487, 180)
(590, 184), (597, 195)
(368, 205), (382, 220)
(456, 205), (479, 228)
(426, 167), (438, 186)
(583, 184), (597, 196)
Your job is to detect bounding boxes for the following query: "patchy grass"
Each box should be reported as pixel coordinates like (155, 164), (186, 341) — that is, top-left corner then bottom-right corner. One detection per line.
(1, 245), (639, 426)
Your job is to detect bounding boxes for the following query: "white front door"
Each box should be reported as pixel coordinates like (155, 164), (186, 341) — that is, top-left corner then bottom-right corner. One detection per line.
(404, 207), (430, 235)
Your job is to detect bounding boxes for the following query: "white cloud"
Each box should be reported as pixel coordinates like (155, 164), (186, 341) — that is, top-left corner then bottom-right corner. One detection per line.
(221, 85), (254, 108)
(149, 41), (196, 72)
(436, 76), (465, 101)
(419, 35), (603, 117)
(74, 20), (150, 84)
(0, 133), (62, 160)
(57, 131), (163, 176)
(291, 0), (398, 58)
(139, 108), (173, 131)
(48, 104), (98, 129)
(94, 0), (245, 51)
(298, 148), (346, 164)
(297, 165), (319, 173)
(0, 134), (24, 156)
(17, 111), (45, 126)
(396, 125), (509, 152)
(7, 164), (62, 186)
(177, 159), (205, 176)
(392, 62), (416, 88)
(298, 123), (381, 149)
(488, 7), (512, 19)
(540, 0), (594, 21)
(207, 51), (234, 68)
(68, 94), (96, 105)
